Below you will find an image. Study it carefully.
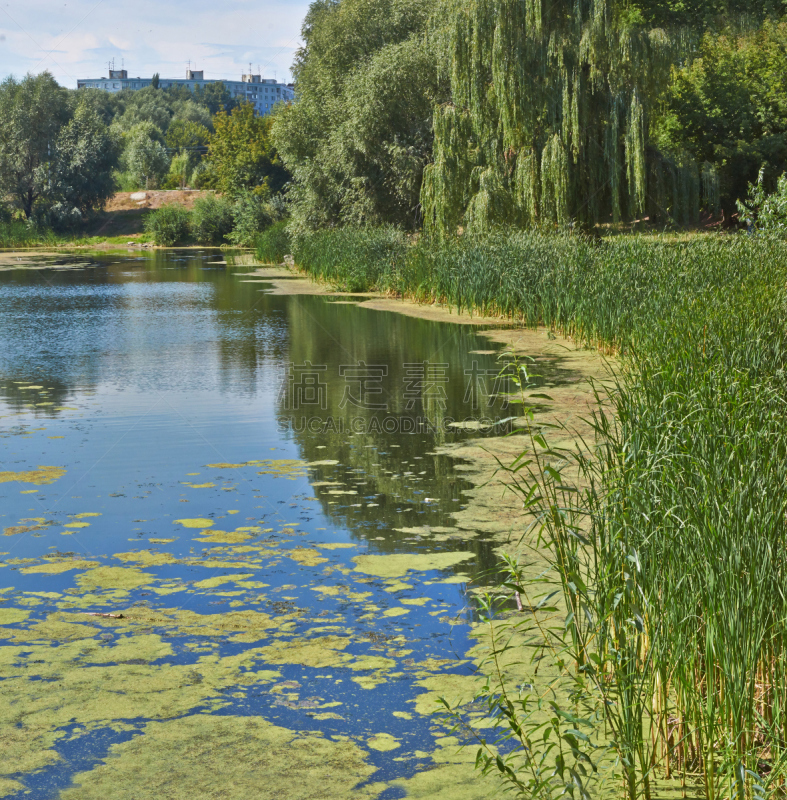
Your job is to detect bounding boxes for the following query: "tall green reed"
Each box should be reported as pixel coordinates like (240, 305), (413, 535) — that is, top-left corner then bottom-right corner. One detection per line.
(292, 226), (787, 798)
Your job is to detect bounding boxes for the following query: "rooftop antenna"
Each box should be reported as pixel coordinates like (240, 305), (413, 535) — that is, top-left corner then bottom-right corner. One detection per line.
(121, 57), (124, 69)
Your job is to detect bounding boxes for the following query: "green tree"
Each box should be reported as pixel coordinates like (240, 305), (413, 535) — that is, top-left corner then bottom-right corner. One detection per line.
(272, 0), (439, 230)
(194, 81), (239, 116)
(208, 103), (287, 195)
(166, 119), (210, 153)
(0, 72), (71, 218)
(166, 118), (210, 182)
(656, 20), (787, 214)
(52, 103), (119, 218)
(151, 73), (160, 90)
(123, 122), (170, 188)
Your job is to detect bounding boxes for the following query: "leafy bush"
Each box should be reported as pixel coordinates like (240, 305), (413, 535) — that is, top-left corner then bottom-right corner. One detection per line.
(143, 204), (191, 245)
(190, 161), (213, 190)
(255, 220), (291, 263)
(191, 194), (234, 245)
(113, 169), (140, 192)
(737, 167), (787, 231)
(226, 191), (273, 247)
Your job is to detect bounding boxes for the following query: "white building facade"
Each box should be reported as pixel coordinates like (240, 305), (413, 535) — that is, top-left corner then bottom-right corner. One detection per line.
(77, 69), (294, 116)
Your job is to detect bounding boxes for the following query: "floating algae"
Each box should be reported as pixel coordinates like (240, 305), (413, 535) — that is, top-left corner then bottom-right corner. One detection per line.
(0, 465), (66, 485)
(352, 552), (475, 578)
(76, 566), (156, 591)
(20, 559), (100, 575)
(206, 458), (311, 479)
(3, 521), (51, 537)
(0, 609), (29, 625)
(286, 547), (329, 566)
(60, 715), (382, 800)
(391, 736), (494, 799)
(367, 732), (401, 751)
(174, 518), (214, 528)
(255, 636), (354, 669)
(194, 526), (270, 544)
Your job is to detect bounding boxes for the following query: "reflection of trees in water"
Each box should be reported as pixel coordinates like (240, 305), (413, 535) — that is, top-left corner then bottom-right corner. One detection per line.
(0, 252), (293, 408)
(276, 298), (515, 582)
(0, 260), (112, 414)
(0, 379), (76, 416)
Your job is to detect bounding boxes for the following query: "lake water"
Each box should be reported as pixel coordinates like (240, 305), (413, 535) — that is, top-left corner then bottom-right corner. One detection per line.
(0, 250), (524, 798)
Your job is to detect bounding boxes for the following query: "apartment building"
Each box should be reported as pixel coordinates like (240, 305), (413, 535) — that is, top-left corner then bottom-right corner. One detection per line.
(77, 68), (294, 116)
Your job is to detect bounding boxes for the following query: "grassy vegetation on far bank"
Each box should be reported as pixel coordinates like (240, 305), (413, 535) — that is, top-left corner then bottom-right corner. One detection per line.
(260, 225), (787, 799)
(0, 190), (281, 250)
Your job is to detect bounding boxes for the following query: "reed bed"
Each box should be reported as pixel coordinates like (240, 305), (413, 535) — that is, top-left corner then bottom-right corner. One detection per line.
(0, 220), (61, 248)
(293, 226), (787, 799)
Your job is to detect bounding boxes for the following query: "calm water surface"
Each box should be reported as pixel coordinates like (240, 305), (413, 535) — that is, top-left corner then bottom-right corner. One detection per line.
(0, 251), (522, 797)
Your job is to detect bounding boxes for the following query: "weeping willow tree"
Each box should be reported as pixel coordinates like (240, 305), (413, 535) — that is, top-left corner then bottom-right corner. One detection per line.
(421, 0), (709, 232)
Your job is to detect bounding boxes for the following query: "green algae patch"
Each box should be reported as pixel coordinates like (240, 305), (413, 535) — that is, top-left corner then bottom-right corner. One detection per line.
(0, 465), (66, 485)
(412, 674), (483, 716)
(353, 552), (475, 578)
(149, 538), (177, 544)
(0, 608), (29, 625)
(114, 550), (181, 567)
(0, 726), (65, 780)
(319, 543), (356, 550)
(194, 527), (264, 544)
(256, 636), (353, 669)
(0, 778), (26, 795)
(193, 574), (255, 589)
(21, 559), (100, 575)
(367, 733), (401, 751)
(174, 518), (214, 528)
(311, 585), (372, 602)
(382, 607), (410, 617)
(3, 617), (99, 643)
(391, 736), (493, 799)
(3, 522), (47, 536)
(60, 715), (382, 800)
(78, 634), (174, 665)
(286, 547), (329, 566)
(76, 566), (156, 590)
(206, 459), (310, 480)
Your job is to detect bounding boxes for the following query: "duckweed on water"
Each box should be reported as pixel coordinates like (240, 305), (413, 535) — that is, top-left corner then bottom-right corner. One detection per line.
(353, 552), (474, 578)
(0, 465), (66, 484)
(173, 517), (214, 528)
(60, 715), (383, 800)
(368, 732), (401, 751)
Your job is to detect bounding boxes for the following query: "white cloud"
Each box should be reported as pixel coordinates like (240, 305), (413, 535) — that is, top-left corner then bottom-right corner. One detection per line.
(0, 0), (310, 86)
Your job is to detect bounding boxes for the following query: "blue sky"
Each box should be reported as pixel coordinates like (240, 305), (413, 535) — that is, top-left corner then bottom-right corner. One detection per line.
(0, 0), (311, 87)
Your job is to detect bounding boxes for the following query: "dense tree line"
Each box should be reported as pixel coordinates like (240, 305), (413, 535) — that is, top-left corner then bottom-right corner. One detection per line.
(274, 0), (787, 230)
(0, 72), (288, 228)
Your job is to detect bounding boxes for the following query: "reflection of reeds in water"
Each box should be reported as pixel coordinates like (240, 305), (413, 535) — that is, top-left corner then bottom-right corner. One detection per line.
(290, 227), (787, 799)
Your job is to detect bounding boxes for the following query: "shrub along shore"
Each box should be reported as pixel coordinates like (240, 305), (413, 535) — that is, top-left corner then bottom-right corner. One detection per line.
(258, 226), (787, 799)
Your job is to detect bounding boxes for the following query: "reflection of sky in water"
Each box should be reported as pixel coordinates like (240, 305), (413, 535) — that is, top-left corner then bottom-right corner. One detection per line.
(0, 252), (519, 796)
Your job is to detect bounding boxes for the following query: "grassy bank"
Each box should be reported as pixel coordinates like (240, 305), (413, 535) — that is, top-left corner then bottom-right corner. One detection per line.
(0, 220), (64, 248)
(266, 226), (787, 798)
